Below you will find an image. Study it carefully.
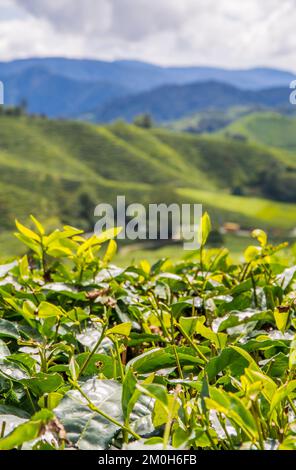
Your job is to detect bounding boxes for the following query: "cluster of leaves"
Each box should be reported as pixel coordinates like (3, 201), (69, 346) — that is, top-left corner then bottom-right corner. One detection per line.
(0, 214), (296, 450)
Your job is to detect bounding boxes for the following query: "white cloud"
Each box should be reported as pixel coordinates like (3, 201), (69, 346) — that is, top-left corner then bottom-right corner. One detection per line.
(0, 0), (295, 71)
(13, 0), (113, 34)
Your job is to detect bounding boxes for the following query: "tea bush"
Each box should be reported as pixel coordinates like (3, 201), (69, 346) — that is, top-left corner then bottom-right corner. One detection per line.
(0, 214), (295, 450)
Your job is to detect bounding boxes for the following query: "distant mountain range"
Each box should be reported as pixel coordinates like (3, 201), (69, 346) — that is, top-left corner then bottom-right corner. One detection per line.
(0, 57), (295, 120)
(2, 66), (128, 117)
(94, 81), (291, 123)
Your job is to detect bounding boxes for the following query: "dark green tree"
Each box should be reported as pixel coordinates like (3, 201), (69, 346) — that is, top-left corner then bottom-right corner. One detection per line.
(133, 113), (154, 129)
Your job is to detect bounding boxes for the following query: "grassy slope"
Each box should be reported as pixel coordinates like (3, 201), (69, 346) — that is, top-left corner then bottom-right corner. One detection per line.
(151, 128), (281, 190)
(169, 106), (253, 132)
(177, 188), (296, 230)
(219, 112), (296, 149)
(0, 114), (295, 256)
(218, 111), (296, 166)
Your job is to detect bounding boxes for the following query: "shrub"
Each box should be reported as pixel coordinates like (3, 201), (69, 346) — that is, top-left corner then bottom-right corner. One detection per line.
(0, 215), (295, 450)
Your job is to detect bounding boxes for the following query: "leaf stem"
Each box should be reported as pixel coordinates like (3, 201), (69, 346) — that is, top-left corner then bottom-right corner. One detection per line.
(70, 380), (140, 440)
(0, 421), (6, 439)
(176, 322), (208, 363)
(77, 324), (107, 380)
(113, 338), (125, 382)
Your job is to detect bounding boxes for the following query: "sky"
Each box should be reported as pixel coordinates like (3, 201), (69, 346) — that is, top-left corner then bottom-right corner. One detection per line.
(0, 0), (295, 70)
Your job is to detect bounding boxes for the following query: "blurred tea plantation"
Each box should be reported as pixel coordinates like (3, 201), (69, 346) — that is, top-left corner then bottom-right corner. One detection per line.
(0, 111), (296, 258)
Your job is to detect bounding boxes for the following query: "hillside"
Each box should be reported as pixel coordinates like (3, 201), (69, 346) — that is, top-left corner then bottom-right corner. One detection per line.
(169, 107), (261, 133)
(0, 114), (295, 255)
(94, 81), (290, 123)
(219, 111), (296, 153)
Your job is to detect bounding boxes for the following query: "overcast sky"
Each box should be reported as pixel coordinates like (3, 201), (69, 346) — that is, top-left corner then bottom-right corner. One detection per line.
(0, 0), (295, 70)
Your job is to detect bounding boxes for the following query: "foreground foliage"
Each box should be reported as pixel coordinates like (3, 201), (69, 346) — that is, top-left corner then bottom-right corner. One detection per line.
(0, 215), (296, 450)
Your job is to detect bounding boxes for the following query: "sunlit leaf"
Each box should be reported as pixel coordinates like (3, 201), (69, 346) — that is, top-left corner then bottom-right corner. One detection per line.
(38, 301), (63, 318)
(198, 212), (211, 247)
(0, 409), (54, 450)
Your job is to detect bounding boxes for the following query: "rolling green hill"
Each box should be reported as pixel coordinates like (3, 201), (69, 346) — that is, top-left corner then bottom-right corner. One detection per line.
(0, 114), (295, 256)
(219, 111), (296, 153)
(216, 112), (296, 199)
(169, 107), (259, 133)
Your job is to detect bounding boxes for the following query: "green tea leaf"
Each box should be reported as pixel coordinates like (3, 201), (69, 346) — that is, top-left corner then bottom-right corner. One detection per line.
(103, 239), (117, 264)
(38, 392), (63, 410)
(38, 301), (63, 318)
(269, 380), (296, 417)
(252, 229), (267, 247)
(0, 319), (19, 339)
(15, 220), (40, 242)
(0, 409), (53, 450)
(206, 387), (258, 440)
(198, 212), (211, 246)
(75, 353), (119, 378)
(55, 379), (123, 450)
(21, 372), (64, 396)
(274, 307), (289, 332)
(106, 322), (131, 337)
(127, 346), (203, 374)
(137, 383), (168, 407)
